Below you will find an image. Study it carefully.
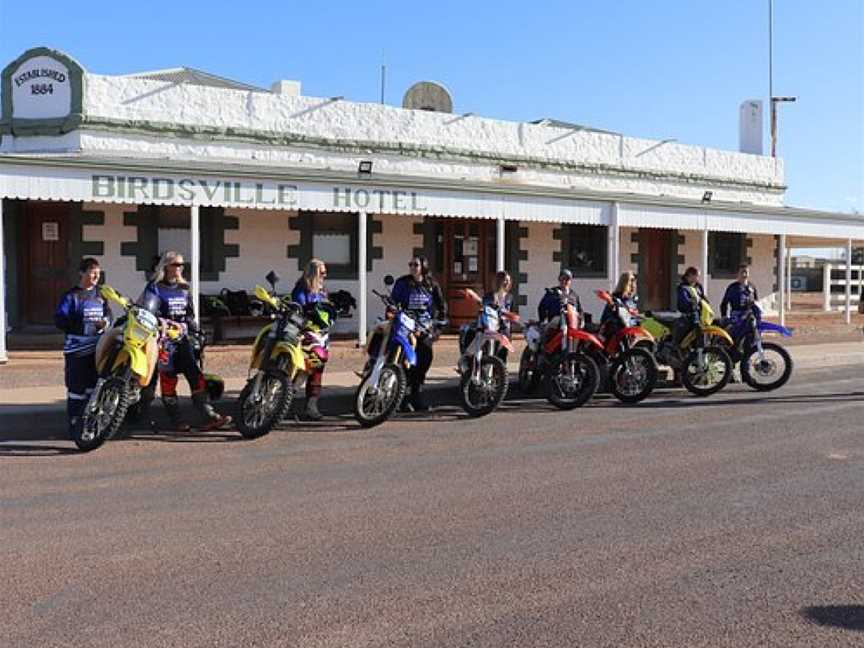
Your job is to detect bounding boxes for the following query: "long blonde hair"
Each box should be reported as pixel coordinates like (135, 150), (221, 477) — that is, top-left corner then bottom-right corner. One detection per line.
(614, 271), (636, 297)
(152, 250), (189, 287)
(303, 258), (326, 294)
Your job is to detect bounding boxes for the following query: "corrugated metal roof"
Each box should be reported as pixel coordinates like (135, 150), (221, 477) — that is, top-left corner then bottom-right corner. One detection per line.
(124, 67), (266, 93)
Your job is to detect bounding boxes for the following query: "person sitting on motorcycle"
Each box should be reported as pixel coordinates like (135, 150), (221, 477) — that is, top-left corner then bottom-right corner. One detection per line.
(601, 271), (638, 323)
(482, 271), (515, 360)
(676, 266), (709, 343)
(291, 258), (331, 421)
(538, 269), (583, 323)
(720, 264), (759, 318)
(140, 251), (232, 432)
(537, 269), (583, 348)
(54, 258), (112, 440)
(391, 255), (447, 412)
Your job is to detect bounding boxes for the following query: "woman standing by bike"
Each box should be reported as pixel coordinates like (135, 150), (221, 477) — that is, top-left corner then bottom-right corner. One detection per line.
(54, 258), (112, 440)
(391, 255), (447, 411)
(482, 271), (515, 360)
(140, 251), (232, 432)
(291, 258), (330, 421)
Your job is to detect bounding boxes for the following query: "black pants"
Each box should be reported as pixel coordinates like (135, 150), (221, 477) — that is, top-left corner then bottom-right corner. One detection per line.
(64, 352), (98, 421)
(407, 336), (434, 389)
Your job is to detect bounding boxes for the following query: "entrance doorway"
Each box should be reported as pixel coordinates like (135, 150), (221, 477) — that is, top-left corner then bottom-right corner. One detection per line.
(21, 201), (73, 325)
(438, 219), (497, 327)
(638, 228), (676, 311)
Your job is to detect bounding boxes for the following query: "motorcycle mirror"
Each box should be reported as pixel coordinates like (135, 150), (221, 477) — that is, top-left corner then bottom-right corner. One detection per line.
(384, 275), (395, 286)
(265, 270), (280, 291)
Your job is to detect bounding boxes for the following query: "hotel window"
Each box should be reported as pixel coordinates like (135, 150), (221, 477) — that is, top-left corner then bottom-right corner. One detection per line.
(562, 225), (607, 278)
(709, 232), (746, 278)
(297, 211), (358, 279)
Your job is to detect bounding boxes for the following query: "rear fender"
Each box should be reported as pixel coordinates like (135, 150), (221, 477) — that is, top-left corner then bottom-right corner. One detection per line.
(683, 325), (733, 348)
(758, 321), (793, 337)
(567, 328), (604, 351)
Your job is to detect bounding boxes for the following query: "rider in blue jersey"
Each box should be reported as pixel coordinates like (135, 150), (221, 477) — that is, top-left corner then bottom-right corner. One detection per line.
(390, 255), (447, 411)
(54, 258), (112, 439)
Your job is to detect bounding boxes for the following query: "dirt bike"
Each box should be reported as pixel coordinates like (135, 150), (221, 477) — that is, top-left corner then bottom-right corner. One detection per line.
(79, 285), (170, 451)
(456, 289), (518, 417)
(237, 281), (333, 439)
(641, 292), (734, 397)
(594, 290), (659, 403)
(519, 288), (601, 409)
(723, 302), (793, 391)
(354, 275), (446, 428)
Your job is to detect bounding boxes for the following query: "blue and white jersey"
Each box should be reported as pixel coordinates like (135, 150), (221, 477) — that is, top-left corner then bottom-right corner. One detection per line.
(54, 286), (111, 356)
(142, 281), (195, 324)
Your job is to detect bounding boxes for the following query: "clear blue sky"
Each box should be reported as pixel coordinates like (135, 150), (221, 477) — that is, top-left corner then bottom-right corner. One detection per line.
(1, 0), (861, 214)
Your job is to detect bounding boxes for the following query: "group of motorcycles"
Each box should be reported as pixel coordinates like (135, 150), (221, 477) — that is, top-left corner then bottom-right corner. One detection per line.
(73, 272), (793, 451)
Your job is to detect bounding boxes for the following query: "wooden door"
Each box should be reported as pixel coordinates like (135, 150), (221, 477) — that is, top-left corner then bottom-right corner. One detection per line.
(638, 228), (674, 311)
(441, 219), (495, 327)
(23, 202), (72, 324)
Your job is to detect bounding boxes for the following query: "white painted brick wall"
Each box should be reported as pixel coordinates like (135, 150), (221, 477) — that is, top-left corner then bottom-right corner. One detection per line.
(83, 201), (141, 304)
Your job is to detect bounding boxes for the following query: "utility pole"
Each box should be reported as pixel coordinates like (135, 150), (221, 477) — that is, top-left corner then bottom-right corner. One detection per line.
(769, 0), (797, 157)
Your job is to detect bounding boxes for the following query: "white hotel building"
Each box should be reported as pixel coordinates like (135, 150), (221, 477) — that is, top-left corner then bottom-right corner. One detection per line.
(2, 47), (862, 361)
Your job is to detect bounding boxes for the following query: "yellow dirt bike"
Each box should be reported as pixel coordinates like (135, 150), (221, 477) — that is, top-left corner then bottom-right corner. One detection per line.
(79, 285), (166, 451)
(641, 291), (735, 397)
(237, 284), (333, 439)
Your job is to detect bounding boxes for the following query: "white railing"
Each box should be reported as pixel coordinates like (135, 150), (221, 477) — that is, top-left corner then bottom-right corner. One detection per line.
(822, 263), (863, 311)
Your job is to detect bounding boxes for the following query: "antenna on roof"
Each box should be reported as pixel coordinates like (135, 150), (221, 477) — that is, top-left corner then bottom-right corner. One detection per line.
(380, 64), (386, 105)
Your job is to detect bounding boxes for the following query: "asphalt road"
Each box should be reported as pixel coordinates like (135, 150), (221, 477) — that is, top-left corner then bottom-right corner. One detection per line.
(2, 366), (863, 647)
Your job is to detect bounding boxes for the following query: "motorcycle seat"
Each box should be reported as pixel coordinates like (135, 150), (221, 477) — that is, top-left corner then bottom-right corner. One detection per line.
(649, 311), (683, 326)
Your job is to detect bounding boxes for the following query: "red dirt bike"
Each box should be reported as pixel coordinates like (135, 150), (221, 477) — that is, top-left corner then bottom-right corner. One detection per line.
(518, 289), (601, 409)
(593, 289), (659, 403)
(456, 289), (519, 417)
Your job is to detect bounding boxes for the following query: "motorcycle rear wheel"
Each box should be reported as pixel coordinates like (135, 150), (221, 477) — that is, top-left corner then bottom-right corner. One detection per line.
(609, 347), (658, 404)
(459, 355), (508, 417)
(76, 376), (129, 452)
(354, 363), (407, 428)
(682, 345), (732, 397)
(546, 352), (600, 410)
(237, 370), (293, 439)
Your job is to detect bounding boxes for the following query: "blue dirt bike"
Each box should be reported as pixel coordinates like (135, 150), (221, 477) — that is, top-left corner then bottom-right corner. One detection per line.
(353, 275), (446, 427)
(723, 303), (793, 391)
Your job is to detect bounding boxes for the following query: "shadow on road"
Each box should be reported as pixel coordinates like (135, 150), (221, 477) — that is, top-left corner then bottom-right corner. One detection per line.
(801, 605), (864, 631)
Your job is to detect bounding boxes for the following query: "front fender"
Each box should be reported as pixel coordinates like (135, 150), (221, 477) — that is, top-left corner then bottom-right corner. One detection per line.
(272, 341), (304, 379)
(390, 335), (417, 367)
(483, 331), (514, 353)
(114, 344), (149, 385)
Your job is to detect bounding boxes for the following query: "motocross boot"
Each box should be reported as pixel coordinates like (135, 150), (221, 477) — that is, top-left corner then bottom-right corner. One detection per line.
(192, 391), (232, 431)
(410, 385), (430, 412)
(162, 395), (191, 433)
(303, 396), (323, 421)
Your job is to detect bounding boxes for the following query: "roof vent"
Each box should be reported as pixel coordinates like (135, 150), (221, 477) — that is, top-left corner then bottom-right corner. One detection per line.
(271, 80), (302, 97)
(402, 81), (453, 113)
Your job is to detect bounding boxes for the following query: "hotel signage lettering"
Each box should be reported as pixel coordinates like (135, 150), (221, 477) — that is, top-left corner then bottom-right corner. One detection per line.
(91, 175), (427, 212)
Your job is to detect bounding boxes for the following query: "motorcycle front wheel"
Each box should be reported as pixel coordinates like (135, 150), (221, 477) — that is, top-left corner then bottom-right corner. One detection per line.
(459, 355), (508, 417)
(682, 345), (732, 397)
(545, 352), (600, 410)
(237, 370), (293, 439)
(76, 375), (129, 452)
(354, 363), (407, 428)
(740, 342), (793, 392)
(609, 347), (659, 404)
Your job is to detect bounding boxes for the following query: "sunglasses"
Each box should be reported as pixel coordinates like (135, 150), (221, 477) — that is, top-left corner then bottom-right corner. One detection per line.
(409, 262), (421, 268)
(168, 263), (185, 268)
